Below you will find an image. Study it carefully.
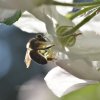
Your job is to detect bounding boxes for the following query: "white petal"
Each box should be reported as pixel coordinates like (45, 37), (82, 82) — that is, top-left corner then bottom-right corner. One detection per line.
(14, 11), (46, 33)
(68, 33), (100, 60)
(44, 66), (97, 97)
(69, 30), (100, 55)
(56, 59), (100, 81)
(56, 0), (73, 15)
(87, 13), (100, 34)
(45, 6), (74, 26)
(70, 13), (100, 60)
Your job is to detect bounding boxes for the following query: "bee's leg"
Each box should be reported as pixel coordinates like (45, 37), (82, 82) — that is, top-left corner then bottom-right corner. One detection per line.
(38, 45), (55, 50)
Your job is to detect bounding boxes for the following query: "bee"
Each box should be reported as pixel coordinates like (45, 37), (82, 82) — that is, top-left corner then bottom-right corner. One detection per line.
(24, 35), (55, 68)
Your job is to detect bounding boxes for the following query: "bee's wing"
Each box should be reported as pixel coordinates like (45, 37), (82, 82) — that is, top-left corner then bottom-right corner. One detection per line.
(30, 50), (47, 64)
(24, 49), (32, 68)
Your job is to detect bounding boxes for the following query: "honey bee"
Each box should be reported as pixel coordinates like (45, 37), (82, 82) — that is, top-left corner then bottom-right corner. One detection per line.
(24, 35), (55, 68)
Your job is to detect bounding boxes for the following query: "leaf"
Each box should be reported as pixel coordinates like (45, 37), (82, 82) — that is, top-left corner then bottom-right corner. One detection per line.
(61, 83), (100, 100)
(0, 10), (21, 25)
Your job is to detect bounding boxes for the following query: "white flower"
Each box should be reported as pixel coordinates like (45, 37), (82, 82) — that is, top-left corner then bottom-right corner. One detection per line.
(44, 12), (100, 97)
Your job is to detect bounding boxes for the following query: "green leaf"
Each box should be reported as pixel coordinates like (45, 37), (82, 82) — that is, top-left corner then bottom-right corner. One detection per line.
(1, 10), (21, 25)
(61, 83), (100, 100)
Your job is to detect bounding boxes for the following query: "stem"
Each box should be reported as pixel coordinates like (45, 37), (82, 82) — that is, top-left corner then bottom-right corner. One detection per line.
(69, 5), (98, 20)
(73, 9), (98, 31)
(50, 1), (100, 8)
(63, 7), (99, 36)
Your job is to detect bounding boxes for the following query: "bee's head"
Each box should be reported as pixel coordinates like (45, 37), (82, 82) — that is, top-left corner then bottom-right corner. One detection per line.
(36, 34), (47, 42)
(36, 34), (42, 38)
(26, 35), (46, 50)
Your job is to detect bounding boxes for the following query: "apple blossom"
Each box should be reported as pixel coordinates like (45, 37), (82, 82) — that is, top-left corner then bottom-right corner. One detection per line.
(44, 10), (100, 98)
(0, 0), (100, 98)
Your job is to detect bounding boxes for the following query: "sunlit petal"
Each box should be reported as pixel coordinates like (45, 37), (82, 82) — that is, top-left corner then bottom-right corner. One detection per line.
(14, 11), (46, 33)
(44, 66), (97, 97)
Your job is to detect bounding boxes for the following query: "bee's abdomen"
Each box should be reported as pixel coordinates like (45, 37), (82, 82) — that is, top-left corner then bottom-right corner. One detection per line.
(30, 50), (47, 64)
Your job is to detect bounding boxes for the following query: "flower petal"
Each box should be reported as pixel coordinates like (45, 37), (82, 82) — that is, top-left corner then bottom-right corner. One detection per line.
(69, 13), (100, 60)
(69, 33), (100, 60)
(44, 66), (97, 97)
(14, 11), (46, 33)
(56, 59), (100, 81)
(56, 0), (73, 15)
(44, 6), (74, 26)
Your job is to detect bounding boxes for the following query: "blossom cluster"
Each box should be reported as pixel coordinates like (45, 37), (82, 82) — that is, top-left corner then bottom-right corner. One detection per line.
(0, 0), (100, 98)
